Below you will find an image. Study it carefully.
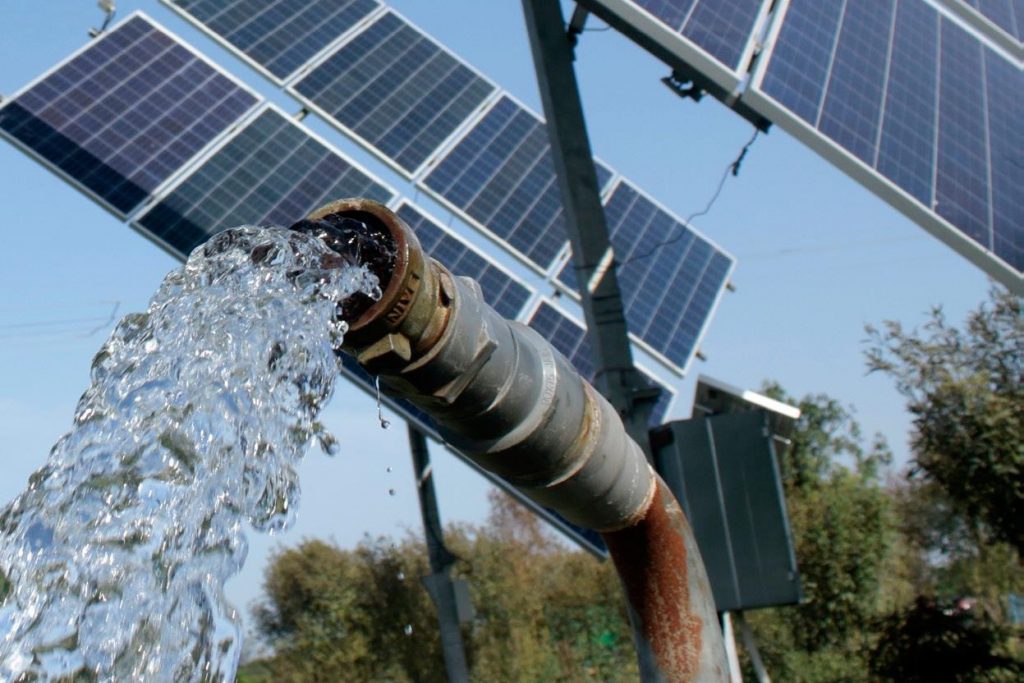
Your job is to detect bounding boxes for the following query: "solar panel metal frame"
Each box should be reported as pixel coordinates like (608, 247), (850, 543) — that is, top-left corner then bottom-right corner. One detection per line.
(742, 0), (1023, 294)
(130, 102), (398, 260)
(0, 10), (263, 224)
(159, 0), (386, 86)
(576, 0), (773, 95)
(415, 92), (618, 277)
(523, 297), (678, 420)
(942, 0), (1024, 56)
(551, 177), (737, 376)
(285, 7), (503, 180)
(394, 200), (536, 320)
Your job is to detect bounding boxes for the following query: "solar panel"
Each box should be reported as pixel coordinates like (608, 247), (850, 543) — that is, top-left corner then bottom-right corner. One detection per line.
(0, 12), (259, 218)
(557, 179), (735, 372)
(420, 95), (614, 273)
(746, 0), (1024, 289)
(527, 300), (675, 425)
(577, 1), (770, 93)
(134, 106), (395, 257)
(395, 203), (533, 320)
(163, 0), (380, 83)
(289, 11), (496, 176)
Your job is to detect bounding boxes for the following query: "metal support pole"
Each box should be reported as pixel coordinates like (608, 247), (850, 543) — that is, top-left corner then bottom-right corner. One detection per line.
(520, 0), (658, 454)
(408, 426), (470, 683)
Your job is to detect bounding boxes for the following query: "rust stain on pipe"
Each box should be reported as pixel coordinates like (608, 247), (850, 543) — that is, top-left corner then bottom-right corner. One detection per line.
(602, 480), (704, 681)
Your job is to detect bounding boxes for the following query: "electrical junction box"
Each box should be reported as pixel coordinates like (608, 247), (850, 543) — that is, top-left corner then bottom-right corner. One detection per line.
(651, 376), (802, 612)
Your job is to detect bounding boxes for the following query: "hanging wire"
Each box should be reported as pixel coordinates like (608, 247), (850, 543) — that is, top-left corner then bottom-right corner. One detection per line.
(618, 127), (760, 267)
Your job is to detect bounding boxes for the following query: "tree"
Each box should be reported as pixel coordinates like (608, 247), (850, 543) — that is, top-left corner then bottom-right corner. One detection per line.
(249, 491), (638, 681)
(869, 596), (1021, 682)
(866, 288), (1023, 553)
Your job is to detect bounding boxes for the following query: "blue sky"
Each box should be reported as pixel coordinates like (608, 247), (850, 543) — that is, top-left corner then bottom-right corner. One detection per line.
(0, 0), (993, 638)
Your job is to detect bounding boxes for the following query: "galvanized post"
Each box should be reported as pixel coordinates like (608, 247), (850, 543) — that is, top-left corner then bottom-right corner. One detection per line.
(520, 0), (658, 455)
(408, 426), (470, 683)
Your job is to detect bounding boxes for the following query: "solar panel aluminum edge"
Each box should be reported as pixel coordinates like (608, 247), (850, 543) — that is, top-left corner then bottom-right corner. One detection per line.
(336, 342), (608, 559)
(942, 0), (1024, 56)
(161, 0), (384, 85)
(417, 93), (617, 276)
(554, 177), (737, 376)
(744, 0), (1024, 294)
(525, 298), (678, 425)
(129, 102), (399, 259)
(576, 0), (773, 95)
(0, 11), (261, 223)
(287, 9), (500, 179)
(393, 201), (534, 321)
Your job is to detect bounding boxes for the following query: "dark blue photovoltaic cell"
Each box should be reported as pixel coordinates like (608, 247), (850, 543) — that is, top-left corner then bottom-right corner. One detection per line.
(395, 203), (532, 320)
(421, 96), (614, 272)
(817, 0), (894, 165)
(760, 0), (844, 123)
(528, 301), (673, 425)
(292, 11), (495, 174)
(877, 0), (938, 206)
(558, 180), (733, 369)
(759, 0), (1023, 278)
(136, 108), (393, 256)
(168, 0), (379, 80)
(984, 49), (1024, 271)
(0, 14), (257, 217)
(681, 0), (765, 70)
(935, 19), (990, 247)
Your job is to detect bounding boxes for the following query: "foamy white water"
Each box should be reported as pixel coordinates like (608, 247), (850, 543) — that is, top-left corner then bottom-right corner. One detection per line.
(0, 226), (378, 681)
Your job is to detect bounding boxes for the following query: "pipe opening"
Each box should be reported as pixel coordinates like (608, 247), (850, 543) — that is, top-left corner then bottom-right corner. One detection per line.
(289, 210), (398, 323)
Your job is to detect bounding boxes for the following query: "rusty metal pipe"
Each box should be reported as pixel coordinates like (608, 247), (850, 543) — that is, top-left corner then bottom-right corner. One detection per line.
(294, 199), (727, 681)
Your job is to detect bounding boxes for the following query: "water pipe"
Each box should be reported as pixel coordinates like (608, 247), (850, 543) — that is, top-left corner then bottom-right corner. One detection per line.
(292, 199), (728, 682)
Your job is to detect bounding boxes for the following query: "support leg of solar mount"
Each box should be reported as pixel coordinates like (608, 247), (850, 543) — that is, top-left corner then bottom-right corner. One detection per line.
(520, 0), (658, 456)
(408, 426), (470, 683)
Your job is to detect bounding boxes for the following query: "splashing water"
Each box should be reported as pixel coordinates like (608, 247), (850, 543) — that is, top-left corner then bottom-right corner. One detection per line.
(0, 226), (379, 681)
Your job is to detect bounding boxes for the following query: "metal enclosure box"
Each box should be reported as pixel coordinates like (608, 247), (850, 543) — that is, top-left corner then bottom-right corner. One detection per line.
(653, 410), (801, 612)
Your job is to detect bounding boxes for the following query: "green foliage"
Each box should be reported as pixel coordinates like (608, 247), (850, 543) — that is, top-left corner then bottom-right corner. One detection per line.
(869, 597), (1021, 682)
(866, 288), (1024, 553)
(0, 569), (8, 602)
(249, 491), (638, 682)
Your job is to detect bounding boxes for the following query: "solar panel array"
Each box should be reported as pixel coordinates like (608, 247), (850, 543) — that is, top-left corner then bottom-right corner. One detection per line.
(527, 301), (675, 425)
(163, 0), (735, 365)
(394, 203), (532, 320)
(421, 95), (614, 273)
(290, 11), (496, 175)
(748, 0), (1023, 279)
(135, 106), (395, 256)
(165, 0), (380, 82)
(559, 180), (735, 369)
(0, 14), (258, 218)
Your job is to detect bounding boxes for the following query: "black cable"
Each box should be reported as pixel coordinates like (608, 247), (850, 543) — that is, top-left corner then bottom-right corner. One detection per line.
(618, 127), (759, 267)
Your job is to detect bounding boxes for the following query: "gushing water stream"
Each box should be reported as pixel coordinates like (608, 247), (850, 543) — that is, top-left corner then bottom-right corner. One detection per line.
(0, 226), (379, 681)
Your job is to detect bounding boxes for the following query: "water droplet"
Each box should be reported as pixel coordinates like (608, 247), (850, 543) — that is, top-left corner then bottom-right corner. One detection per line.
(397, 571), (405, 581)
(388, 488), (396, 496)
(373, 376), (391, 429)
(403, 624), (413, 636)
(385, 466), (392, 473)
